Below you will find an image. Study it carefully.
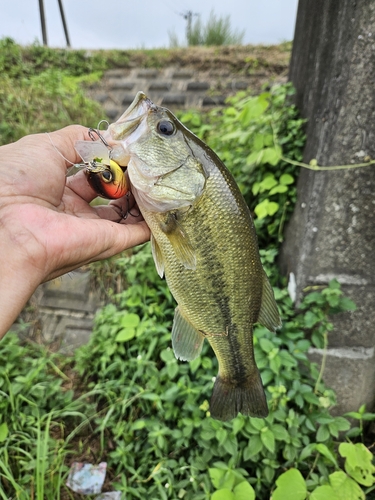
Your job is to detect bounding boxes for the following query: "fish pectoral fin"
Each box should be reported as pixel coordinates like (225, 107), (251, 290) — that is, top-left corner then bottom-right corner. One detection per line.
(257, 272), (282, 332)
(159, 211), (196, 270)
(151, 235), (165, 278)
(172, 307), (205, 361)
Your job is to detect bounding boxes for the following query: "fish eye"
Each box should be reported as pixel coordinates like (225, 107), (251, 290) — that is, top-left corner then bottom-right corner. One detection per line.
(101, 170), (113, 183)
(157, 120), (175, 136)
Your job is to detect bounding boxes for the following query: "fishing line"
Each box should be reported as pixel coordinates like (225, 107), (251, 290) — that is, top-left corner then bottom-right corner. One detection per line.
(46, 132), (78, 168)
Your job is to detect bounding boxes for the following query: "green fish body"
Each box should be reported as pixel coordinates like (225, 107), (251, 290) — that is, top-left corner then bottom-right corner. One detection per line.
(103, 92), (281, 421)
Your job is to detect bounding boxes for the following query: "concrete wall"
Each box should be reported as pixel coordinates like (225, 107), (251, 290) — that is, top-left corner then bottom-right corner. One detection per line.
(280, 0), (375, 415)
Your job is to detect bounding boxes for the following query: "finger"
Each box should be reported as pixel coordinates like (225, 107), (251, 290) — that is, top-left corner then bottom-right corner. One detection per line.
(46, 125), (92, 169)
(44, 219), (151, 281)
(66, 169), (100, 203)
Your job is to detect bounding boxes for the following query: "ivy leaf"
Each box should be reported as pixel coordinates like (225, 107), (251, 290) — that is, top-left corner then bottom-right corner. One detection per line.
(233, 481), (255, 500)
(271, 468), (307, 500)
(211, 489), (235, 500)
(310, 485), (339, 500)
(329, 470), (365, 500)
(339, 442), (375, 486)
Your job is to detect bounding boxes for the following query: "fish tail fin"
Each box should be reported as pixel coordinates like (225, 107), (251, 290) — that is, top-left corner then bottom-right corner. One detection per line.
(209, 370), (268, 421)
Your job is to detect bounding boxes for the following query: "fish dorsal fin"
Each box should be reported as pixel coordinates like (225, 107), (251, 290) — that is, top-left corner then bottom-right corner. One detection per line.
(159, 211), (196, 270)
(257, 272), (282, 332)
(172, 307), (205, 361)
(151, 234), (165, 278)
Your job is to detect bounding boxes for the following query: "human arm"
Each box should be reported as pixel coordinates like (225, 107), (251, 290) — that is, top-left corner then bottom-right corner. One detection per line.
(0, 125), (150, 338)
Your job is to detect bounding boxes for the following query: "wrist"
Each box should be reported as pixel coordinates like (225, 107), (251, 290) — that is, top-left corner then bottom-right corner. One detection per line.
(0, 211), (44, 338)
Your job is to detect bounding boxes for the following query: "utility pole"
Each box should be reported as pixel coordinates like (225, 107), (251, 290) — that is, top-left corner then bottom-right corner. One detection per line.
(58, 0), (71, 47)
(38, 0), (48, 46)
(38, 0), (71, 48)
(181, 10), (199, 44)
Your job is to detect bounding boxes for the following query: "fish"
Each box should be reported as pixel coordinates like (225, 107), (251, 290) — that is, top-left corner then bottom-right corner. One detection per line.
(81, 91), (281, 421)
(75, 139), (128, 199)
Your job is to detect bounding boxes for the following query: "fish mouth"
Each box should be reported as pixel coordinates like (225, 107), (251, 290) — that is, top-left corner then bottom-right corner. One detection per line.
(108, 92), (154, 142)
(103, 91), (155, 167)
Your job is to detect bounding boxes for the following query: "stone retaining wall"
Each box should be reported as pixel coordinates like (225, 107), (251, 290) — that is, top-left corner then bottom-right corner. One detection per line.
(88, 66), (287, 119)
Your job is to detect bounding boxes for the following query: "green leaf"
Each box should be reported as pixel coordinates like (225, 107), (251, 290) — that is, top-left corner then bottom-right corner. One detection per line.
(266, 201), (279, 216)
(259, 175), (278, 191)
(310, 485), (339, 500)
(339, 442), (375, 486)
(329, 470), (365, 500)
(304, 311), (320, 328)
(253, 133), (264, 150)
(279, 173), (294, 185)
(246, 150), (264, 166)
(120, 313), (140, 328)
(272, 469), (307, 500)
(233, 481), (255, 500)
(300, 443), (316, 461)
(243, 435), (263, 460)
(115, 327), (136, 342)
(254, 200), (269, 219)
(260, 428), (275, 453)
(239, 96), (269, 125)
(211, 489), (235, 500)
(262, 147), (282, 166)
(317, 425), (330, 442)
(271, 424), (289, 442)
(216, 428), (228, 446)
(269, 184), (288, 195)
(339, 297), (357, 311)
(0, 422), (8, 442)
(315, 443), (338, 466)
(209, 468), (226, 489)
(131, 419), (146, 431)
(259, 338), (275, 353)
(232, 417), (244, 435)
(209, 468), (235, 490)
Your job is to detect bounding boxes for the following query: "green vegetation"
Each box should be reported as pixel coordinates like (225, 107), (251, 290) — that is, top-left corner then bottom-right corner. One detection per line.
(1, 39), (374, 499)
(170, 10), (244, 47)
(0, 38), (103, 145)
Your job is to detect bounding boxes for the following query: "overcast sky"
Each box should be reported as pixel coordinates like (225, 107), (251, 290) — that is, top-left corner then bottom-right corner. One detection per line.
(0, 0), (298, 50)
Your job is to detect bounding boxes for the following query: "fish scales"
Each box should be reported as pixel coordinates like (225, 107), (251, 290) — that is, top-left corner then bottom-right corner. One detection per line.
(96, 92), (281, 421)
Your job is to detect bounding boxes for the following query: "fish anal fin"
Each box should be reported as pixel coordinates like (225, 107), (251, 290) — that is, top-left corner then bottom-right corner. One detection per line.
(172, 307), (204, 361)
(209, 369), (268, 421)
(159, 211), (196, 270)
(257, 272), (282, 332)
(151, 234), (164, 278)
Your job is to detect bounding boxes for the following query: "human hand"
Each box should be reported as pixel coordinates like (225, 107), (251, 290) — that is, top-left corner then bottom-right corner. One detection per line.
(0, 125), (150, 337)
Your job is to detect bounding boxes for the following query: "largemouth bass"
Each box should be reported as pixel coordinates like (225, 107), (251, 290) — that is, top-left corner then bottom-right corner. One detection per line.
(91, 92), (281, 421)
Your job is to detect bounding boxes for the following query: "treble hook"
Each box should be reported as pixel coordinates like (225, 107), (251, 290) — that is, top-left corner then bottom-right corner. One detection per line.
(111, 192), (141, 222)
(88, 126), (111, 150)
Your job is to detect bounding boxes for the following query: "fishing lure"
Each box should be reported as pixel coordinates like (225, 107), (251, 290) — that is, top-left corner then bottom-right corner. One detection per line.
(75, 126), (129, 200)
